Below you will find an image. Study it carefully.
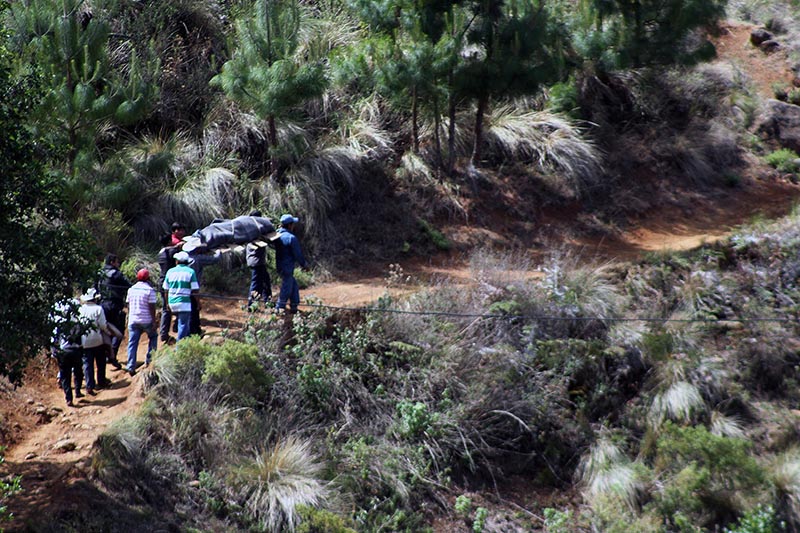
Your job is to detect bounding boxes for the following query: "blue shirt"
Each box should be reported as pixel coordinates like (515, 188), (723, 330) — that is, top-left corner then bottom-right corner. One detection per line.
(274, 228), (307, 274)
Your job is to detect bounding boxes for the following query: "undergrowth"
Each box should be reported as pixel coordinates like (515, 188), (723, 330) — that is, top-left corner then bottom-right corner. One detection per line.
(83, 210), (800, 532)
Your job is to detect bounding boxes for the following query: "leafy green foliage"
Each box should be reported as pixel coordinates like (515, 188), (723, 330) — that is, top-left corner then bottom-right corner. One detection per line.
(296, 505), (357, 533)
(202, 341), (274, 404)
(724, 505), (783, 533)
(0, 24), (95, 383)
(0, 449), (21, 525)
(765, 148), (800, 174)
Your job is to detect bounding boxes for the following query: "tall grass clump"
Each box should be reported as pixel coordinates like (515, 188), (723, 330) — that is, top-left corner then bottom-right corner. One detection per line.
(485, 106), (604, 196)
(228, 437), (327, 532)
(580, 437), (646, 511)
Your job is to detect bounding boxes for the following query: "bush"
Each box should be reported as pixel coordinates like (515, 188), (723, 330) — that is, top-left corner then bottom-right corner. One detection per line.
(296, 505), (357, 533)
(765, 148), (800, 174)
(202, 340), (274, 405)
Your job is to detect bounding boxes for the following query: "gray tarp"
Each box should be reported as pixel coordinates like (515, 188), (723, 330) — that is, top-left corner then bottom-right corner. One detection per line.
(184, 216), (275, 251)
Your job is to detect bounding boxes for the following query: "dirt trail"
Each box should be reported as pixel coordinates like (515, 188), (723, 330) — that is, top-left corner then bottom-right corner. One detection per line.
(4, 19), (800, 531)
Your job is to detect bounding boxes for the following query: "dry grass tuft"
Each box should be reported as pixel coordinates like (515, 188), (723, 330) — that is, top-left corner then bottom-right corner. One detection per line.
(229, 436), (327, 532)
(580, 437), (645, 511)
(486, 106), (604, 196)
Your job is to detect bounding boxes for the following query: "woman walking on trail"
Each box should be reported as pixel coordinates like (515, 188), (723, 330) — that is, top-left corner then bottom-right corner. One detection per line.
(274, 213), (308, 314)
(79, 288), (117, 395)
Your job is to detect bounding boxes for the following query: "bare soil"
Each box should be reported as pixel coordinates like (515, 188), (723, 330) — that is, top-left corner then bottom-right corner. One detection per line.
(2, 20), (800, 532)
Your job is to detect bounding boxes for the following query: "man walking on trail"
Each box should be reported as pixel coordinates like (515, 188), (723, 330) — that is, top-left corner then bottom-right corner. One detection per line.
(97, 254), (131, 367)
(126, 269), (158, 375)
(157, 234), (180, 343)
(274, 213), (308, 314)
(51, 299), (84, 407)
(163, 251), (199, 340)
(246, 210), (272, 309)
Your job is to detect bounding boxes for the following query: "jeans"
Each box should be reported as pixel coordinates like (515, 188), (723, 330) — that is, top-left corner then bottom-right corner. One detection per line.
(82, 345), (107, 391)
(159, 289), (172, 342)
(276, 270), (299, 311)
(174, 311), (192, 340)
(248, 265), (272, 307)
(127, 322), (157, 371)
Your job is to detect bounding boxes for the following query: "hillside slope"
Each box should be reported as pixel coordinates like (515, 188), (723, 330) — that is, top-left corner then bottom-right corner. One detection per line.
(3, 19), (800, 533)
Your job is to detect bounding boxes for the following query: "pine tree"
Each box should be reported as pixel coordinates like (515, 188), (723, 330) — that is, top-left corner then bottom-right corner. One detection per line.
(7, 0), (154, 176)
(455, 0), (564, 166)
(211, 0), (328, 177)
(0, 25), (95, 384)
(580, 0), (725, 70)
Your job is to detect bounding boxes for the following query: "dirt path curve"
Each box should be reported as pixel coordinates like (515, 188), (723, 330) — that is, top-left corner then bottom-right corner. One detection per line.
(4, 19), (800, 531)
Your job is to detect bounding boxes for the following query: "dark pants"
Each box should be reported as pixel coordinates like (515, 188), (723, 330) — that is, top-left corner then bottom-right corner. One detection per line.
(190, 295), (201, 336)
(276, 269), (299, 312)
(56, 348), (83, 403)
(83, 345), (108, 391)
(159, 289), (172, 341)
(102, 303), (126, 358)
(248, 265), (272, 307)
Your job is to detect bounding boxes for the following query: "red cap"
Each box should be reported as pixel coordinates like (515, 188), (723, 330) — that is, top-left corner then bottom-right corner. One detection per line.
(136, 269), (150, 281)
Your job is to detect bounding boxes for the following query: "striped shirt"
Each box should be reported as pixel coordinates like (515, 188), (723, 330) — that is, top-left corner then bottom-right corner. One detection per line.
(126, 281), (157, 325)
(162, 265), (199, 313)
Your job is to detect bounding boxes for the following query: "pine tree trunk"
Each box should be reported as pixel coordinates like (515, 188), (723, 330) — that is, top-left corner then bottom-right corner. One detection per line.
(268, 114), (277, 176)
(412, 85), (419, 154)
(471, 93), (488, 167)
(433, 99), (443, 176)
(447, 79), (457, 175)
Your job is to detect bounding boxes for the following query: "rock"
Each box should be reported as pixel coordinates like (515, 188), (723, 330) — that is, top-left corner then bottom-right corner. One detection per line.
(53, 439), (77, 453)
(750, 28), (773, 46)
(26, 398), (34, 405)
(24, 453), (36, 461)
(34, 407), (47, 415)
(760, 39), (781, 53)
(757, 99), (800, 153)
(793, 76), (800, 88)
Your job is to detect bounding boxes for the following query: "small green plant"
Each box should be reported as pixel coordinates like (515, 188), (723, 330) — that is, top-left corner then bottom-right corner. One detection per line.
(723, 504), (783, 533)
(0, 448), (21, 524)
(473, 507), (489, 533)
(455, 494), (472, 518)
(765, 148), (800, 174)
(396, 401), (437, 439)
(543, 507), (573, 533)
(296, 505), (357, 533)
(418, 219), (451, 251)
(789, 88), (800, 106)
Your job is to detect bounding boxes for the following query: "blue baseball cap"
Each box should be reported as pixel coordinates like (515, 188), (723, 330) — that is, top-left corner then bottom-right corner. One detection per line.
(280, 214), (299, 225)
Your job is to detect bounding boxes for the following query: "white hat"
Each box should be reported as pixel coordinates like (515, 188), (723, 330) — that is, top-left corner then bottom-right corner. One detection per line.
(174, 251), (190, 263)
(80, 288), (100, 302)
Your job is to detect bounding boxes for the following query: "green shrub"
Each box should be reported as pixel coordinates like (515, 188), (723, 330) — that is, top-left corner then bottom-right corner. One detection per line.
(418, 219), (451, 251)
(395, 401), (438, 439)
(789, 88), (800, 107)
(155, 336), (214, 385)
(473, 507), (489, 533)
(653, 423), (766, 527)
(724, 505), (783, 533)
(543, 507), (573, 533)
(202, 340), (273, 404)
(765, 149), (800, 174)
(296, 505), (357, 533)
